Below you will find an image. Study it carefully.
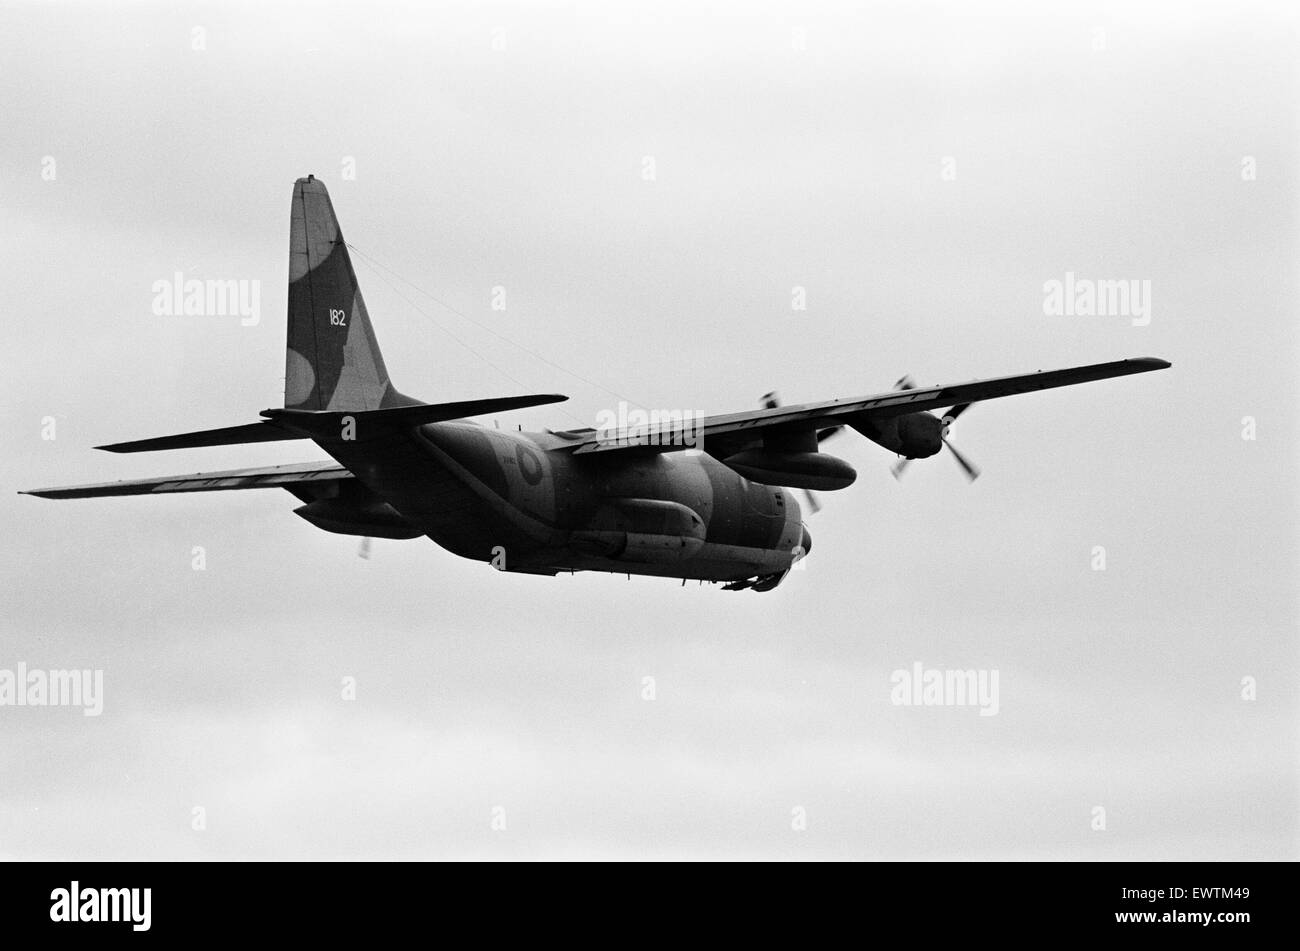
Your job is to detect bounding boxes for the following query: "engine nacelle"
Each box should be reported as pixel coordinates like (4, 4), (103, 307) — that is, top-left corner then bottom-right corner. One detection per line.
(721, 449), (857, 491)
(849, 411), (944, 459)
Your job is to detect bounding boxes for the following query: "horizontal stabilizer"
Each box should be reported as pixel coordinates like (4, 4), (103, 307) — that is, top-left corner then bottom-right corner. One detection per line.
(21, 461), (351, 499)
(261, 393), (568, 439)
(97, 421), (303, 453)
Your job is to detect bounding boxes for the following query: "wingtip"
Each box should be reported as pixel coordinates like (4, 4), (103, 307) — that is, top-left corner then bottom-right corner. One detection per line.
(1135, 357), (1172, 369)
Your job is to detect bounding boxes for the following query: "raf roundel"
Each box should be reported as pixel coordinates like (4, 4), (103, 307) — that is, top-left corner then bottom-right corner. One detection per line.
(515, 444), (544, 486)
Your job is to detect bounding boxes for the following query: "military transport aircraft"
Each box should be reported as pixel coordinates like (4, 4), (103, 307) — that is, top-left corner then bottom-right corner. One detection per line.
(22, 176), (1171, 592)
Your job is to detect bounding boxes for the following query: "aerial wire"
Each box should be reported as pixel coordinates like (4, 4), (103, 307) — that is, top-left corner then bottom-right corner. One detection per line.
(348, 249), (591, 428)
(347, 242), (651, 418)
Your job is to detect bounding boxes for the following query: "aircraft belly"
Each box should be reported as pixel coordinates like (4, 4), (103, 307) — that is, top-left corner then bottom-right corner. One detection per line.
(538, 542), (796, 582)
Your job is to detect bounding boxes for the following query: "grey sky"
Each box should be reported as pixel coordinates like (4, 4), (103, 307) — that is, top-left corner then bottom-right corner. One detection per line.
(2, 0), (1296, 859)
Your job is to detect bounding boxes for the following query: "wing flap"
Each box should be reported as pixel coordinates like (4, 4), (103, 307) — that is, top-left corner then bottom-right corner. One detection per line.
(21, 461), (352, 499)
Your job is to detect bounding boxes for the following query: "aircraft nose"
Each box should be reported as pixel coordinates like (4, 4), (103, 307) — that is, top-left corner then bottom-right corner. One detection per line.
(800, 523), (812, 556)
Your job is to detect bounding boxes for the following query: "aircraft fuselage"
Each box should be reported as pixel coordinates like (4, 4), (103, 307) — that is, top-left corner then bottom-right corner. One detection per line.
(318, 421), (810, 585)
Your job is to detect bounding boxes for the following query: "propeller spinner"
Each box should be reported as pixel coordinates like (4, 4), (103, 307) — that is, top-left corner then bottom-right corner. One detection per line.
(889, 378), (981, 482)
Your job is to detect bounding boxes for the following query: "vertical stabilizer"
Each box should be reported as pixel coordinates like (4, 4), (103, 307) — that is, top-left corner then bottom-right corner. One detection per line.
(285, 175), (417, 411)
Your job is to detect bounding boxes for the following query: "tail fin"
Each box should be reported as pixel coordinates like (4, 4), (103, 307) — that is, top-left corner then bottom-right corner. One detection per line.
(285, 175), (418, 411)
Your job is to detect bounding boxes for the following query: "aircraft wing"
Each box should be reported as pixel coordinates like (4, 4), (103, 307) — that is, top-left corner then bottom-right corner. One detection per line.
(566, 357), (1171, 456)
(20, 461), (353, 499)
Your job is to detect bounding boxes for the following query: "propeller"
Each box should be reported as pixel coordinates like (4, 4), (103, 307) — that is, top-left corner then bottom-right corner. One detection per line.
(942, 435), (980, 481)
(889, 377), (981, 482)
(358, 536), (372, 559)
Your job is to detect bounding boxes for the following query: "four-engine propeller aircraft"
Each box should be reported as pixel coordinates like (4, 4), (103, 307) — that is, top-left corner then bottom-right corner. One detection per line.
(22, 176), (1171, 591)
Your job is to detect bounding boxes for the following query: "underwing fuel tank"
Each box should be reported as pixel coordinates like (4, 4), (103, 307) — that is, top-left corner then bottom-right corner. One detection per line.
(722, 449), (857, 491)
(570, 498), (706, 563)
